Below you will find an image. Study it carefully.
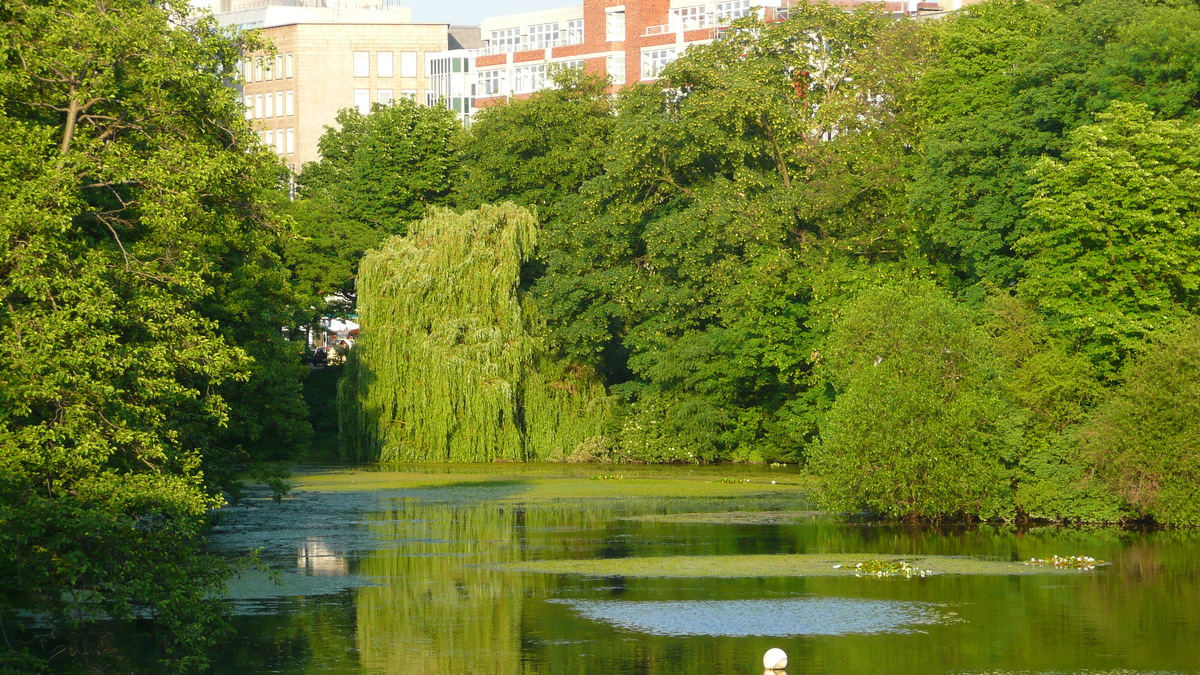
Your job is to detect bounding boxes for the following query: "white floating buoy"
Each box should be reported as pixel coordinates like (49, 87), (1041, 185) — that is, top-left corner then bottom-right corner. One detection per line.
(763, 647), (788, 670)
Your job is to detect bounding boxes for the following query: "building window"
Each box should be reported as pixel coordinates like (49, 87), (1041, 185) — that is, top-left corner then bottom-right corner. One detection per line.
(378, 89), (394, 105)
(641, 47), (677, 80)
(353, 89), (370, 115)
(671, 5), (707, 31)
(285, 90), (294, 116)
(565, 19), (584, 45)
(254, 93), (263, 119)
(488, 27), (521, 53)
(275, 129), (285, 155)
(605, 9), (625, 41)
(401, 89), (417, 99)
(715, 0), (751, 21)
(527, 22), (559, 49)
(286, 127), (295, 154)
(244, 95), (253, 120)
(285, 53), (294, 78)
(275, 92), (283, 118)
(353, 51), (369, 77)
(261, 130), (269, 146)
(400, 51), (417, 78)
(477, 68), (505, 96)
(607, 53), (626, 85)
(264, 92), (274, 118)
(254, 58), (263, 82)
(274, 55), (283, 78)
(244, 59), (253, 83)
(513, 64), (545, 94)
(377, 52), (393, 78)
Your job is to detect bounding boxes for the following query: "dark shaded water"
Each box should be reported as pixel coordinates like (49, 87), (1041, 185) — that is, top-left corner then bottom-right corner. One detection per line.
(205, 471), (1200, 674)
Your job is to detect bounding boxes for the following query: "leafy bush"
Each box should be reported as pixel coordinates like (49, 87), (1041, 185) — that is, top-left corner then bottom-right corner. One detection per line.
(1081, 318), (1200, 525)
(810, 278), (1019, 521)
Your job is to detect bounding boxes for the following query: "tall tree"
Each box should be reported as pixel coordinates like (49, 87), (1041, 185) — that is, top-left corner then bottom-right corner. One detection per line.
(1017, 102), (1200, 374)
(0, 0), (304, 669)
(298, 99), (462, 235)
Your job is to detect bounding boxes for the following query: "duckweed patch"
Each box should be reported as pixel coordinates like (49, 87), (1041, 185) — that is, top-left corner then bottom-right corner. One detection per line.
(624, 510), (826, 525)
(291, 465), (814, 502)
(498, 553), (1111, 578)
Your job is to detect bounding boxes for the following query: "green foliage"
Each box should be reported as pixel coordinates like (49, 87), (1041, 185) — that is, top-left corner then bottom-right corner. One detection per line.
(534, 8), (921, 463)
(1081, 319), (1200, 525)
(1017, 102), (1200, 374)
(454, 68), (615, 222)
(911, 0), (1200, 287)
(985, 293), (1126, 522)
(299, 98), (462, 235)
(340, 204), (611, 462)
(810, 279), (1019, 521)
(0, 0), (308, 668)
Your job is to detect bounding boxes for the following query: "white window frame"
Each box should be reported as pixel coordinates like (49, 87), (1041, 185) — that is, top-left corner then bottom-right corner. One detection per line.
(671, 5), (707, 31)
(353, 51), (369, 78)
(715, 0), (751, 22)
(244, 95), (253, 120)
(285, 90), (294, 116)
(274, 92), (283, 118)
(285, 53), (294, 78)
(401, 89), (417, 99)
(274, 55), (283, 78)
(254, 93), (263, 119)
(607, 53), (626, 85)
(353, 89), (370, 115)
(641, 47), (677, 80)
(605, 9), (625, 41)
(565, 19), (585, 45)
(264, 92), (274, 118)
(527, 22), (560, 49)
(477, 68), (506, 97)
(286, 127), (295, 154)
(378, 51), (393, 78)
(378, 89), (394, 105)
(400, 51), (418, 78)
(489, 27), (521, 53)
(513, 64), (546, 94)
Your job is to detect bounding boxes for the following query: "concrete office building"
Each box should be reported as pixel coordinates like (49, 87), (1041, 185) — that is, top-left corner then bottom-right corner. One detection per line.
(208, 0), (467, 169)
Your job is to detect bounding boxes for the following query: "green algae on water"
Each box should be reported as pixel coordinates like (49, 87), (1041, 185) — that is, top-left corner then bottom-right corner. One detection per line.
(496, 553), (1114, 578)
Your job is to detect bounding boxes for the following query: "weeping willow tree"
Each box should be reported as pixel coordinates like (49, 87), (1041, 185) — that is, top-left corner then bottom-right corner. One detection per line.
(340, 203), (610, 462)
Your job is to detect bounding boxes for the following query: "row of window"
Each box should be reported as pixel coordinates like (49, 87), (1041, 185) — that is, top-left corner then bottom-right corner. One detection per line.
(473, 48), (667, 98)
(245, 90), (295, 120)
(353, 51), (419, 78)
(261, 127), (295, 155)
(241, 54), (294, 83)
(353, 89), (417, 114)
(487, 19), (585, 53)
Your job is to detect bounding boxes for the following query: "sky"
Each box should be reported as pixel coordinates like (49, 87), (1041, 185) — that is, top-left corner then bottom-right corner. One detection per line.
(404, 0), (570, 25)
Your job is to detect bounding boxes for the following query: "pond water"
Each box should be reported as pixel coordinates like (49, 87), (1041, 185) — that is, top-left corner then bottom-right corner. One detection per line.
(206, 465), (1200, 674)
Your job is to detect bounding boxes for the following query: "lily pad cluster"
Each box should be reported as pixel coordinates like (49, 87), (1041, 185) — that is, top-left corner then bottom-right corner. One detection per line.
(844, 560), (933, 578)
(1023, 555), (1105, 570)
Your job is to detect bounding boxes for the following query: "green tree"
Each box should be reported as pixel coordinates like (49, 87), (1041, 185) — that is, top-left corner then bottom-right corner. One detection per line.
(454, 67), (616, 222)
(1017, 102), (1200, 374)
(298, 99), (462, 235)
(534, 7), (922, 462)
(1081, 319), (1200, 525)
(985, 293), (1125, 522)
(0, 0), (304, 669)
(810, 279), (1019, 521)
(339, 204), (610, 463)
(910, 0), (1200, 288)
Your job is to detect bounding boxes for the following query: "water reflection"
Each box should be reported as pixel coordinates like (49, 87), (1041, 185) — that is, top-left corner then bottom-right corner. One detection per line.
(556, 597), (944, 636)
(297, 537), (351, 576)
(207, 475), (1200, 675)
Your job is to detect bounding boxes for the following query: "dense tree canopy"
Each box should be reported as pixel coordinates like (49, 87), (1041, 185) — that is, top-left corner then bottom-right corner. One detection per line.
(0, 0), (307, 669)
